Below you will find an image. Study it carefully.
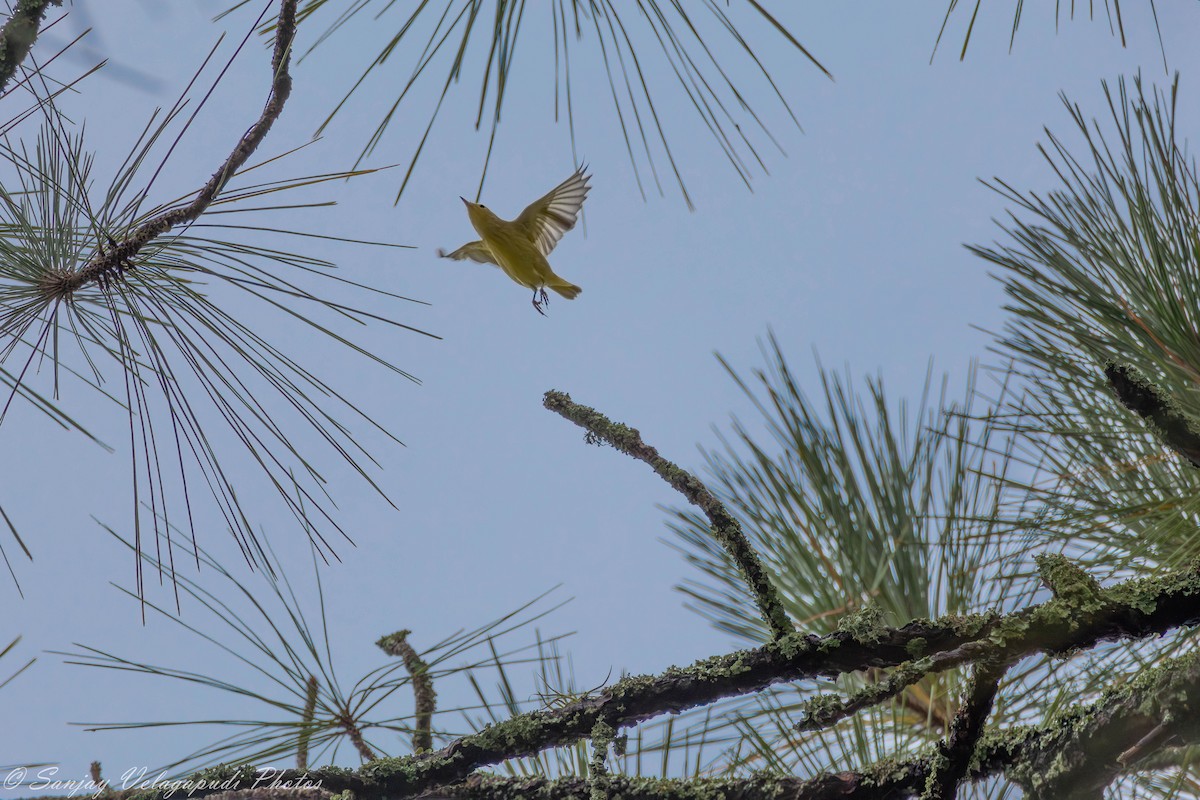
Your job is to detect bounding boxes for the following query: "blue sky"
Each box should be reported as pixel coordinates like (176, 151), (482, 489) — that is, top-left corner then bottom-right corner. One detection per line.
(3, 0), (1199, 788)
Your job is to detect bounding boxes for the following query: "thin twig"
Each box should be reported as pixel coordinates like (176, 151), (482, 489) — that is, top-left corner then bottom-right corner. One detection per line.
(340, 711), (377, 764)
(1117, 723), (1174, 767)
(297, 674), (318, 770)
(542, 390), (793, 640)
(0, 0), (62, 94)
(800, 634), (1001, 733)
(377, 630), (436, 753)
(58, 0), (298, 294)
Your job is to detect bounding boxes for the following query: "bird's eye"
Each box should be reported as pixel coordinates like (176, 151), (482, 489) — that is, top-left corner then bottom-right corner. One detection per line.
(480, 205), (488, 210)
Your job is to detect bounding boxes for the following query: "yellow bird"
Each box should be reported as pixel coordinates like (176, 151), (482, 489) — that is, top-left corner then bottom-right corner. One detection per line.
(438, 165), (591, 315)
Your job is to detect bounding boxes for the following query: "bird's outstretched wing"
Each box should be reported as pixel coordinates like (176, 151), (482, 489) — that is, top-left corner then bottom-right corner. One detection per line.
(438, 241), (497, 266)
(514, 165), (591, 256)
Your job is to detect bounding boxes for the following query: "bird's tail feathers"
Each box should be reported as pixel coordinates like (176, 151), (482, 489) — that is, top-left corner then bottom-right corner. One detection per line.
(548, 280), (582, 300)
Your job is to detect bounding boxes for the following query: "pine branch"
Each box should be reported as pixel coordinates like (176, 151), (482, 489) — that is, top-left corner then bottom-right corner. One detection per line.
(94, 554), (1200, 800)
(57, 0), (297, 294)
(0, 0), (61, 93)
(542, 389), (794, 640)
(46, 652), (1200, 800)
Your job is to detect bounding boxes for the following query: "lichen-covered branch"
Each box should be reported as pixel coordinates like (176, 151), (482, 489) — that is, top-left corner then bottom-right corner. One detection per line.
(542, 389), (793, 640)
(103, 556), (1200, 800)
(981, 646), (1200, 799)
(356, 771), (934, 799)
(353, 650), (1200, 798)
(57, 0), (297, 294)
(366, 654), (1200, 799)
(1104, 361), (1200, 467)
(921, 657), (1006, 800)
(804, 553), (1181, 737)
(587, 719), (616, 800)
(26, 659), (1200, 800)
(798, 654), (941, 731)
(0, 0), (61, 94)
(377, 629), (436, 753)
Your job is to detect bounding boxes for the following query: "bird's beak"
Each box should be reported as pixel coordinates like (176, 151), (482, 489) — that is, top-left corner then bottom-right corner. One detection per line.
(459, 196), (470, 206)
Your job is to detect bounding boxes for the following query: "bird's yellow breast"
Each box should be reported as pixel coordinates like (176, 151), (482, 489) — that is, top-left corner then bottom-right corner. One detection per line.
(475, 221), (550, 289)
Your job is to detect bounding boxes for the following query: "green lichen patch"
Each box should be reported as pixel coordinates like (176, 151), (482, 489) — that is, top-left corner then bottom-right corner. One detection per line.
(1106, 559), (1200, 615)
(837, 603), (888, 644)
(1036, 554), (1104, 610)
(773, 631), (819, 660)
(928, 611), (995, 639)
(798, 692), (846, 730)
(906, 636), (929, 658)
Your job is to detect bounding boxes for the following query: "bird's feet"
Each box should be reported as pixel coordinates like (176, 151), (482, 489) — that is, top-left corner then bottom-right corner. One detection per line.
(532, 287), (550, 316)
